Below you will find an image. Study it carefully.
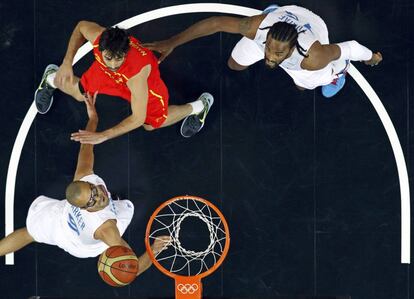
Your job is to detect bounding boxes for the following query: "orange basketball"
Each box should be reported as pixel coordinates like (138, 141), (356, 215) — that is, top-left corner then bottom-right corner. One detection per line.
(97, 246), (139, 287)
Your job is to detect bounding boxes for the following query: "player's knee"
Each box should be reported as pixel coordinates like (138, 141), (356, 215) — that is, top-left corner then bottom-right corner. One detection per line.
(143, 124), (155, 131)
(227, 57), (248, 71)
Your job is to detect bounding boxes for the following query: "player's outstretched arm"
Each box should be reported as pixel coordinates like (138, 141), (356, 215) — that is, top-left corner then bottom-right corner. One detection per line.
(102, 64), (150, 141)
(94, 219), (131, 248)
(95, 220), (170, 276)
(142, 15), (264, 63)
(70, 65), (150, 145)
(0, 228), (34, 256)
(73, 92), (98, 180)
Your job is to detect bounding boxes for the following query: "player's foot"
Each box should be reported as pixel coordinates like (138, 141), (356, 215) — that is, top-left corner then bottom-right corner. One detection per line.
(322, 60), (350, 98)
(180, 93), (214, 138)
(35, 64), (58, 114)
(321, 74), (346, 98)
(263, 4), (279, 14)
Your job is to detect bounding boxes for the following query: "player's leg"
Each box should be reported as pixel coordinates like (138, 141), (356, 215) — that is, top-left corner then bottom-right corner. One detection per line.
(303, 11), (350, 98)
(54, 74), (84, 102)
(143, 100), (205, 130)
(159, 104), (192, 128)
(144, 93), (214, 138)
(35, 65), (84, 114)
(0, 228), (34, 256)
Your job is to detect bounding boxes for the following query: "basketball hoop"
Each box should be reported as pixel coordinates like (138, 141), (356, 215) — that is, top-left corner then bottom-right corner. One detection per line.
(145, 195), (230, 298)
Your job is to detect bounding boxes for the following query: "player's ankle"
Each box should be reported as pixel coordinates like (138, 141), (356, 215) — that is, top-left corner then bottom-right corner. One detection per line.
(189, 100), (204, 115)
(46, 72), (57, 89)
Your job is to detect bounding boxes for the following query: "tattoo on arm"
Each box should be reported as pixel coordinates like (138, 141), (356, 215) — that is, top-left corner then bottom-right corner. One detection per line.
(239, 18), (252, 36)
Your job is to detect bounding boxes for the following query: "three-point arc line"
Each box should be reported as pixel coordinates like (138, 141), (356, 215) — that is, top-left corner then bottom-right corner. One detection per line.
(4, 4), (410, 265)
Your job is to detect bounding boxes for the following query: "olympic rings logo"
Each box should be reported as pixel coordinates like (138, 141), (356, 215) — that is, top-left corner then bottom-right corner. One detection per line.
(177, 283), (199, 294)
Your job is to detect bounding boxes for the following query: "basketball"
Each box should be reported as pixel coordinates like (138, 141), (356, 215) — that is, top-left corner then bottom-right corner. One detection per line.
(97, 246), (139, 287)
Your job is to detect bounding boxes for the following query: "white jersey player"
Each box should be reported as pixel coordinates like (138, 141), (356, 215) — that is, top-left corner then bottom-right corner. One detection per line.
(26, 174), (133, 258)
(144, 4), (382, 98)
(0, 92), (169, 276)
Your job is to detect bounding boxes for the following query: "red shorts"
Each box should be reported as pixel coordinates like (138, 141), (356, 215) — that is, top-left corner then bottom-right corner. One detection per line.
(79, 62), (169, 129)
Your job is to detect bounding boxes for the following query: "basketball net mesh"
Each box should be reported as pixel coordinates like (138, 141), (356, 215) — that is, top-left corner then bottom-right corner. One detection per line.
(148, 198), (228, 276)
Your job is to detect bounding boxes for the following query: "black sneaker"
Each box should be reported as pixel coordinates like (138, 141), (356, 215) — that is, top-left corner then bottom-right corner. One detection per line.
(180, 92), (214, 138)
(35, 64), (58, 114)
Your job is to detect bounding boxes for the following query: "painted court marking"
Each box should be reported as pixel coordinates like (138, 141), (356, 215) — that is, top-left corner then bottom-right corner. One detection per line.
(5, 3), (410, 264)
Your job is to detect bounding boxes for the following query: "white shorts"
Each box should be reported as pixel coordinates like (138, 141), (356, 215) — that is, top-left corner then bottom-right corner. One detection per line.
(26, 196), (135, 258)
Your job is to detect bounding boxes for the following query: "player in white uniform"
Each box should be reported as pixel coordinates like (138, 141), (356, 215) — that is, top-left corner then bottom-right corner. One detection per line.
(0, 92), (169, 276)
(144, 4), (382, 98)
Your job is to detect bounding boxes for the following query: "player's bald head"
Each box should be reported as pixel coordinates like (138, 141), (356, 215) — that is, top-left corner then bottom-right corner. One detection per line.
(66, 181), (90, 207)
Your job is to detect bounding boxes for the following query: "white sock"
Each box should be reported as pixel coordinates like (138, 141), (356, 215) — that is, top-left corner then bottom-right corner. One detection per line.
(189, 100), (204, 115)
(46, 72), (57, 88)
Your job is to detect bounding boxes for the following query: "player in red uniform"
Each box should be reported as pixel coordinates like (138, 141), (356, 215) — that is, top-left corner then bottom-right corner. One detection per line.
(34, 21), (213, 143)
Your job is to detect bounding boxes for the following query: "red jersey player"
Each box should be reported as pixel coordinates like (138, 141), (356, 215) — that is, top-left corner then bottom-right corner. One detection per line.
(34, 21), (213, 143)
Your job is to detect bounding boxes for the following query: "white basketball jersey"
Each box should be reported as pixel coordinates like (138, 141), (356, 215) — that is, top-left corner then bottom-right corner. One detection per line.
(26, 174), (134, 258)
(61, 174), (119, 246)
(253, 5), (329, 71)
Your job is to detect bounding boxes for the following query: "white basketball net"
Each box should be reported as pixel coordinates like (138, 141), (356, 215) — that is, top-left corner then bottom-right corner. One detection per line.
(148, 198), (228, 276)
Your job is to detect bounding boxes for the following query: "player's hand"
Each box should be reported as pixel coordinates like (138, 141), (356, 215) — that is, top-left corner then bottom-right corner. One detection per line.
(84, 91), (99, 121)
(70, 130), (108, 145)
(55, 61), (74, 88)
(151, 236), (171, 255)
(364, 52), (383, 66)
(142, 40), (175, 63)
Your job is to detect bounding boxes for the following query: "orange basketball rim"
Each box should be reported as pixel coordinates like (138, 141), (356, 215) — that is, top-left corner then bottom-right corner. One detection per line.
(145, 195), (230, 299)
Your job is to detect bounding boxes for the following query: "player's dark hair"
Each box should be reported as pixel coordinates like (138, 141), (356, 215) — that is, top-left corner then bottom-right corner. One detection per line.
(99, 27), (130, 58)
(260, 22), (308, 57)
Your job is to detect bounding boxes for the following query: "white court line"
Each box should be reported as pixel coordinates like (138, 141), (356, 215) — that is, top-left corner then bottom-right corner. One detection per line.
(348, 65), (410, 263)
(5, 3), (410, 264)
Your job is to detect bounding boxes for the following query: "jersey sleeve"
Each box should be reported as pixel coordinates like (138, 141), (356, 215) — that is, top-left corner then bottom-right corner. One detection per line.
(123, 37), (157, 78)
